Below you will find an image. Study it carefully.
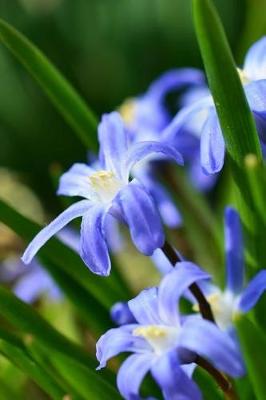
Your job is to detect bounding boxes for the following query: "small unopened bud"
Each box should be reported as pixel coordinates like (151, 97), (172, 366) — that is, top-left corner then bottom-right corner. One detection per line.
(244, 153), (259, 169)
(24, 334), (34, 345)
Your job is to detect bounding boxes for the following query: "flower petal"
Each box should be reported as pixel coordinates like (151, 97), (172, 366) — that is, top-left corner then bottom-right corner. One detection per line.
(21, 200), (92, 264)
(189, 154), (218, 192)
(57, 163), (94, 198)
(125, 141), (184, 179)
(147, 68), (205, 102)
(158, 262), (209, 325)
(128, 287), (162, 325)
(111, 302), (136, 326)
(96, 325), (148, 369)
(245, 80), (266, 116)
(224, 207), (244, 294)
(180, 317), (245, 377)
(116, 181), (165, 255)
(103, 214), (124, 253)
(98, 112), (128, 178)
(80, 206), (110, 276)
(150, 249), (173, 275)
(151, 351), (202, 400)
(163, 96), (213, 142)
(14, 266), (61, 303)
(117, 353), (154, 399)
(243, 36), (266, 81)
(200, 110), (225, 174)
(238, 270), (266, 313)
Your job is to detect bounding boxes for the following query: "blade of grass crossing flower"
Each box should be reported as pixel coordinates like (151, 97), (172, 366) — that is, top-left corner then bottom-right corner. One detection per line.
(235, 314), (266, 400)
(192, 0), (266, 270)
(0, 199), (130, 306)
(0, 18), (98, 150)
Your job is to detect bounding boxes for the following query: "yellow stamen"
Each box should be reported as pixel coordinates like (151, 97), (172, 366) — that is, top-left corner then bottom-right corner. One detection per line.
(118, 98), (136, 126)
(237, 68), (250, 85)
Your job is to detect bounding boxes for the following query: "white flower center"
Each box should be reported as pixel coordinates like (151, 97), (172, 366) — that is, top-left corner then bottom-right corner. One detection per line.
(133, 325), (180, 355)
(193, 290), (236, 330)
(237, 68), (251, 85)
(88, 170), (124, 204)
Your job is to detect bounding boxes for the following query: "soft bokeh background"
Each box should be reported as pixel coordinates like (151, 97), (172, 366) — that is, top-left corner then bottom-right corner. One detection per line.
(1, 0), (264, 211)
(0, 2), (265, 398)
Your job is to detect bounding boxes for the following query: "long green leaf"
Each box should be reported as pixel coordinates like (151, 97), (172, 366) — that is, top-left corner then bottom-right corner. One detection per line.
(49, 352), (121, 400)
(0, 286), (96, 369)
(0, 329), (67, 399)
(235, 314), (266, 400)
(0, 18), (98, 149)
(192, 0), (266, 270)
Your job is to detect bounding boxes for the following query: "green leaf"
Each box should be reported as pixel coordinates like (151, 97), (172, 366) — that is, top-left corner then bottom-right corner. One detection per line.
(0, 285), (96, 370)
(235, 314), (266, 400)
(49, 352), (121, 400)
(0, 18), (98, 149)
(0, 329), (66, 399)
(192, 0), (266, 270)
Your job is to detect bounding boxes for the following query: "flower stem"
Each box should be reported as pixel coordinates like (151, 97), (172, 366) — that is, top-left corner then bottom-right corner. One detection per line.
(196, 356), (239, 400)
(161, 241), (215, 323)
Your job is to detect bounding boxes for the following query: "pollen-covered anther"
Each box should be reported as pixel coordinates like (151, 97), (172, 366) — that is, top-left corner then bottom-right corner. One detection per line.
(237, 68), (251, 85)
(118, 98), (136, 126)
(133, 325), (168, 339)
(88, 170), (124, 203)
(133, 325), (179, 355)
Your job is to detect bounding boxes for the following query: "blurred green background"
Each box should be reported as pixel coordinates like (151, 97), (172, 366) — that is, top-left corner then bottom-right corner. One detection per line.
(0, 0), (264, 210)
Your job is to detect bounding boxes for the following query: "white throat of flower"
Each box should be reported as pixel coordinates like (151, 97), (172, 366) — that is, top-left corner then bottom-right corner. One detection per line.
(133, 325), (180, 355)
(193, 290), (236, 330)
(237, 68), (251, 85)
(88, 170), (124, 205)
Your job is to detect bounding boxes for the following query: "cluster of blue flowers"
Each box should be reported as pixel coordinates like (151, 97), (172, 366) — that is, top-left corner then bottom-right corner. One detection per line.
(21, 37), (266, 399)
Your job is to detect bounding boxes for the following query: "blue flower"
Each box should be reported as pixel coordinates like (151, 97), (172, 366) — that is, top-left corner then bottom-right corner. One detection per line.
(97, 262), (244, 400)
(165, 36), (266, 175)
(190, 207), (266, 332)
(2, 229), (79, 303)
(22, 112), (183, 276)
(119, 68), (205, 228)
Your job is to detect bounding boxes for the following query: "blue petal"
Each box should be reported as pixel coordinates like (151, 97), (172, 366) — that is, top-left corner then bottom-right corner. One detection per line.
(238, 270), (266, 313)
(180, 317), (245, 377)
(57, 163), (94, 198)
(111, 302), (136, 326)
(158, 262), (209, 325)
(117, 353), (154, 400)
(224, 207), (244, 294)
(128, 287), (162, 325)
(96, 325), (148, 369)
(116, 181), (165, 256)
(189, 154), (218, 192)
(147, 68), (205, 102)
(80, 206), (110, 275)
(104, 214), (124, 253)
(125, 141), (184, 179)
(243, 36), (266, 81)
(245, 80), (266, 117)
(135, 170), (182, 228)
(163, 96), (213, 142)
(98, 112), (128, 178)
(22, 200), (92, 264)
(148, 179), (182, 228)
(200, 111), (225, 174)
(151, 351), (202, 400)
(150, 249), (173, 275)
(14, 266), (61, 303)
